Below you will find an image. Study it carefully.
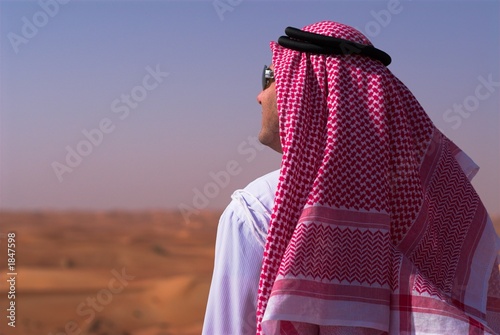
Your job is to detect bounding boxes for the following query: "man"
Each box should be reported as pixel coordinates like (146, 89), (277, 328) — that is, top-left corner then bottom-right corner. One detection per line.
(203, 21), (500, 335)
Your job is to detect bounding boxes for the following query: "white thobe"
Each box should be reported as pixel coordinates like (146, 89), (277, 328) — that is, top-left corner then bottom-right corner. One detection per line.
(202, 170), (280, 335)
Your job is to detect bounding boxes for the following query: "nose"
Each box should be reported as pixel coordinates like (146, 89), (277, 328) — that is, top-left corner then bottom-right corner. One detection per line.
(256, 90), (263, 105)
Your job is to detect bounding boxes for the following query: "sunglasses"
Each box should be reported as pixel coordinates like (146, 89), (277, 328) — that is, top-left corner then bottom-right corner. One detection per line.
(262, 65), (275, 90)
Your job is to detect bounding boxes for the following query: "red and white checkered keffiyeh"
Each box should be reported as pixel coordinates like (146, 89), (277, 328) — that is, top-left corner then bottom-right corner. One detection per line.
(256, 21), (500, 335)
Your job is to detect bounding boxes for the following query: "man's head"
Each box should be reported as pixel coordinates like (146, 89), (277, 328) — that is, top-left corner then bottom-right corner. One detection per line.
(256, 21), (383, 155)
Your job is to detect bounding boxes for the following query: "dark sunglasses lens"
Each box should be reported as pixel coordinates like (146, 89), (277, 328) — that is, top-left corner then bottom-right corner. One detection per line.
(262, 65), (267, 90)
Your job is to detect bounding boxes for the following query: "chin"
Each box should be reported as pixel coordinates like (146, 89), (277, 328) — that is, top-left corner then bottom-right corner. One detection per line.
(259, 137), (281, 154)
(257, 132), (267, 146)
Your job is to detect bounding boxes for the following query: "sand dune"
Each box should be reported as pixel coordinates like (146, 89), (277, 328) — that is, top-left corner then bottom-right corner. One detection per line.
(0, 211), (498, 335)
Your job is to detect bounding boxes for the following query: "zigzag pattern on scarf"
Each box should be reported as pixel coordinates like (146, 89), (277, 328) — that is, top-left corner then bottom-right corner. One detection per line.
(411, 141), (479, 296)
(279, 223), (391, 287)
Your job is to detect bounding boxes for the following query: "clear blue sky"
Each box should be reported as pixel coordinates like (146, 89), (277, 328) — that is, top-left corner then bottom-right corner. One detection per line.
(1, 0), (499, 216)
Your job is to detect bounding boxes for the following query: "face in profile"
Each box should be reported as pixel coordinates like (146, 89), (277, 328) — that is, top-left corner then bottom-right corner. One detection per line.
(257, 64), (282, 153)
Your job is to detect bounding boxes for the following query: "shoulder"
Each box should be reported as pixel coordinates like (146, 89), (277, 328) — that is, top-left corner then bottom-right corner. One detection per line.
(226, 169), (280, 217)
(239, 169), (280, 206)
(218, 169), (280, 246)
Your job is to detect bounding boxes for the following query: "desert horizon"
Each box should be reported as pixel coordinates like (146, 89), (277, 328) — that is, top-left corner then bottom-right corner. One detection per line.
(0, 210), (499, 335)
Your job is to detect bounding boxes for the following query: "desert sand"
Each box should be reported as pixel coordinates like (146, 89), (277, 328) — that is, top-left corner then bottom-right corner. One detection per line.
(0, 211), (220, 335)
(0, 211), (498, 335)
